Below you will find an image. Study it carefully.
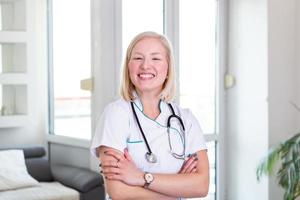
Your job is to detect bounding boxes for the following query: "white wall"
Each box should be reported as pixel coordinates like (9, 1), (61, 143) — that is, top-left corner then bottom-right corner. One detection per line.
(227, 0), (300, 199)
(268, 0), (298, 145)
(0, 0), (47, 147)
(268, 0), (298, 199)
(226, 0), (269, 199)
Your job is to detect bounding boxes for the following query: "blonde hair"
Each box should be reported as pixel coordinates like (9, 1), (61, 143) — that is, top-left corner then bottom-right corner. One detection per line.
(120, 31), (176, 102)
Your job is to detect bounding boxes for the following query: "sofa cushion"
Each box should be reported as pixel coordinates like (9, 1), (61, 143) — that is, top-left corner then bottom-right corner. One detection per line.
(22, 146), (46, 158)
(52, 164), (103, 193)
(0, 146), (46, 158)
(26, 157), (54, 182)
(0, 182), (79, 200)
(0, 150), (39, 191)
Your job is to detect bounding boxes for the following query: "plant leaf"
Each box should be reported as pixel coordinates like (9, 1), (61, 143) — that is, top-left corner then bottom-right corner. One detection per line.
(256, 146), (280, 181)
(256, 132), (300, 200)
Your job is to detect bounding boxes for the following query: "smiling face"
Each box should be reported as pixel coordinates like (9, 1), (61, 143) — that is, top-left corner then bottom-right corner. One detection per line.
(128, 37), (169, 96)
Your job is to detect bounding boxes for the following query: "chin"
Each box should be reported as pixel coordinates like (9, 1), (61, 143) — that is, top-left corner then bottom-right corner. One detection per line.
(137, 87), (162, 94)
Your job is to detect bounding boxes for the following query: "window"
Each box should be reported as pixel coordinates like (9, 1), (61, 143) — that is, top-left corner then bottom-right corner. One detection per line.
(48, 0), (91, 140)
(179, 0), (216, 135)
(179, 1), (218, 199)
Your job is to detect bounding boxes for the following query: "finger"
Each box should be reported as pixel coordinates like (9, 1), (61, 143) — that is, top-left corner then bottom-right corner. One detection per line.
(191, 152), (198, 158)
(105, 174), (122, 181)
(101, 160), (119, 168)
(179, 156), (193, 173)
(185, 160), (198, 173)
(180, 157), (196, 173)
(179, 159), (193, 173)
(124, 148), (133, 162)
(185, 155), (199, 173)
(104, 150), (124, 162)
(102, 166), (121, 175)
(101, 171), (119, 176)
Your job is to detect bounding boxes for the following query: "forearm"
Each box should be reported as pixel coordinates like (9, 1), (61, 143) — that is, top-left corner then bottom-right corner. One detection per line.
(100, 148), (208, 199)
(148, 173), (208, 198)
(99, 147), (174, 199)
(147, 151), (209, 198)
(106, 180), (176, 200)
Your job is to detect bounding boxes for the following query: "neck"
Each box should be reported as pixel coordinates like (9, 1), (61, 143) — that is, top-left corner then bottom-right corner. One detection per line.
(137, 91), (161, 119)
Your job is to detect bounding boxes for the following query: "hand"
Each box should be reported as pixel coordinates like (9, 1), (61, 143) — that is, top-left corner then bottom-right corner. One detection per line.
(179, 153), (198, 174)
(101, 148), (145, 186)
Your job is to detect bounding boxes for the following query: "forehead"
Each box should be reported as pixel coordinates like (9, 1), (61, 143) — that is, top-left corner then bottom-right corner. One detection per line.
(132, 37), (167, 54)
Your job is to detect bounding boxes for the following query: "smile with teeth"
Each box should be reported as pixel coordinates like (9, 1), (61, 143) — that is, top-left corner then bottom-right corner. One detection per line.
(138, 73), (155, 79)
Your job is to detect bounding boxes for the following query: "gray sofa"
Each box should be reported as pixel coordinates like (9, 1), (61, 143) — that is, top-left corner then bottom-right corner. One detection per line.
(0, 146), (105, 200)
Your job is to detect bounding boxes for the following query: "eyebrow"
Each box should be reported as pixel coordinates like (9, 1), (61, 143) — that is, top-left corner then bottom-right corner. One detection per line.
(132, 52), (163, 56)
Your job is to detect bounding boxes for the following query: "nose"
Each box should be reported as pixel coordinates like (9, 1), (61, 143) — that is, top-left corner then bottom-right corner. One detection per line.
(141, 58), (150, 69)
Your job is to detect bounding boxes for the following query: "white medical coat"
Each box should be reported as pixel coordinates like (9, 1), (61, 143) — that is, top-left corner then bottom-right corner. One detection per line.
(91, 97), (207, 174)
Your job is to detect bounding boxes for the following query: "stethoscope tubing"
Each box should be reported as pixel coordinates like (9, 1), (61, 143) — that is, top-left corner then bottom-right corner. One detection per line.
(130, 101), (186, 162)
(130, 102), (153, 156)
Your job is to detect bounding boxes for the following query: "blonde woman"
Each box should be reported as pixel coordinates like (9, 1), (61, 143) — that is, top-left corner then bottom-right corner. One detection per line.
(91, 31), (209, 199)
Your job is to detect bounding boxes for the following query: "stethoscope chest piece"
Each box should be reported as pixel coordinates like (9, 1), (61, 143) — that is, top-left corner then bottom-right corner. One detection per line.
(145, 152), (157, 163)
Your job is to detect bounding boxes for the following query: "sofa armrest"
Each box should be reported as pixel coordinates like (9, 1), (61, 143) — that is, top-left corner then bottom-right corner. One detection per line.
(51, 164), (104, 193)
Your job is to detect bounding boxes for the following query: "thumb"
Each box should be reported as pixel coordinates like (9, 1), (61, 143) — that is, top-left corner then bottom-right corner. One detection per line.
(124, 148), (133, 161)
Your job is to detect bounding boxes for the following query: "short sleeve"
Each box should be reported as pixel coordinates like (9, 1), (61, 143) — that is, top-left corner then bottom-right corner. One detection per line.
(184, 109), (207, 154)
(90, 101), (130, 157)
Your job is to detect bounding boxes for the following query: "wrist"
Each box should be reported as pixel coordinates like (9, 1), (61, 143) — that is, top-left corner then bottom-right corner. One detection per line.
(143, 172), (154, 188)
(138, 171), (146, 186)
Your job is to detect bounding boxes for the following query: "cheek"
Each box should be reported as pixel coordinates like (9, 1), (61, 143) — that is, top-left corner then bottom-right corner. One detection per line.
(128, 63), (137, 78)
(158, 63), (169, 78)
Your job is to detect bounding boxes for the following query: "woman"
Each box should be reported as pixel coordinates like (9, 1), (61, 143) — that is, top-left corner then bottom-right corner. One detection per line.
(91, 31), (209, 199)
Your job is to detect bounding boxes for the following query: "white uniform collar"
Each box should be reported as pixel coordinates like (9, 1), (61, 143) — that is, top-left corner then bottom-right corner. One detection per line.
(131, 91), (170, 121)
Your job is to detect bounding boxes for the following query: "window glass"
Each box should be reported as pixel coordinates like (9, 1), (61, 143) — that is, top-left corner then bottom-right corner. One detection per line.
(122, 0), (164, 54)
(179, 0), (216, 135)
(49, 0), (91, 139)
(179, 1), (217, 199)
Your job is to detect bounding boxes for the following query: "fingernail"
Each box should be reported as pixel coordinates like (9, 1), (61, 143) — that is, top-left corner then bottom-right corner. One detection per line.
(99, 163), (102, 167)
(100, 170), (103, 173)
(195, 157), (198, 161)
(187, 154), (191, 157)
(192, 153), (197, 157)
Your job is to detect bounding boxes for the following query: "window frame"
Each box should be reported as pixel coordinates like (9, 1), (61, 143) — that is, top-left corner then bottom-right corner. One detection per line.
(215, 0), (227, 198)
(47, 0), (91, 148)
(47, 0), (54, 136)
(163, 1), (226, 199)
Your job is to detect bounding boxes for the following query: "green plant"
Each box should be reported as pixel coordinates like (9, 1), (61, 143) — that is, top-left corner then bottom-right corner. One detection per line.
(256, 132), (300, 200)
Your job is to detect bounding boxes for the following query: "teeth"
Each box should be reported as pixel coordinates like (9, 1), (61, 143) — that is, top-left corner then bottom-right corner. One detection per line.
(138, 73), (155, 78)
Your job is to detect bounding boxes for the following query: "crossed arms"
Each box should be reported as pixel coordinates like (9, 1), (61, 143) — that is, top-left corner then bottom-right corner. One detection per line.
(97, 146), (209, 200)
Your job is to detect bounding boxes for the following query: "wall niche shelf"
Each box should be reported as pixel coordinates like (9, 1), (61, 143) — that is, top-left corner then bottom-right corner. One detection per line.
(0, 0), (31, 128)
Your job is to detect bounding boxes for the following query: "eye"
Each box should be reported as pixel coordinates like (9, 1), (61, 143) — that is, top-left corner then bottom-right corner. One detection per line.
(132, 57), (142, 60)
(152, 57), (161, 61)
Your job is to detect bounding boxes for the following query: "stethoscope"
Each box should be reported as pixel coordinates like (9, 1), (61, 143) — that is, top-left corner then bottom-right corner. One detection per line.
(130, 101), (186, 163)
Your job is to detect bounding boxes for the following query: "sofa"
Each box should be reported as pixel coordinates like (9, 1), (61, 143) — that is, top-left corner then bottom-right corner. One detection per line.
(0, 146), (105, 200)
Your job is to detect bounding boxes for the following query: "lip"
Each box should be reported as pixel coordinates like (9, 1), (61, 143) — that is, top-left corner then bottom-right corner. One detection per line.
(138, 73), (155, 79)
